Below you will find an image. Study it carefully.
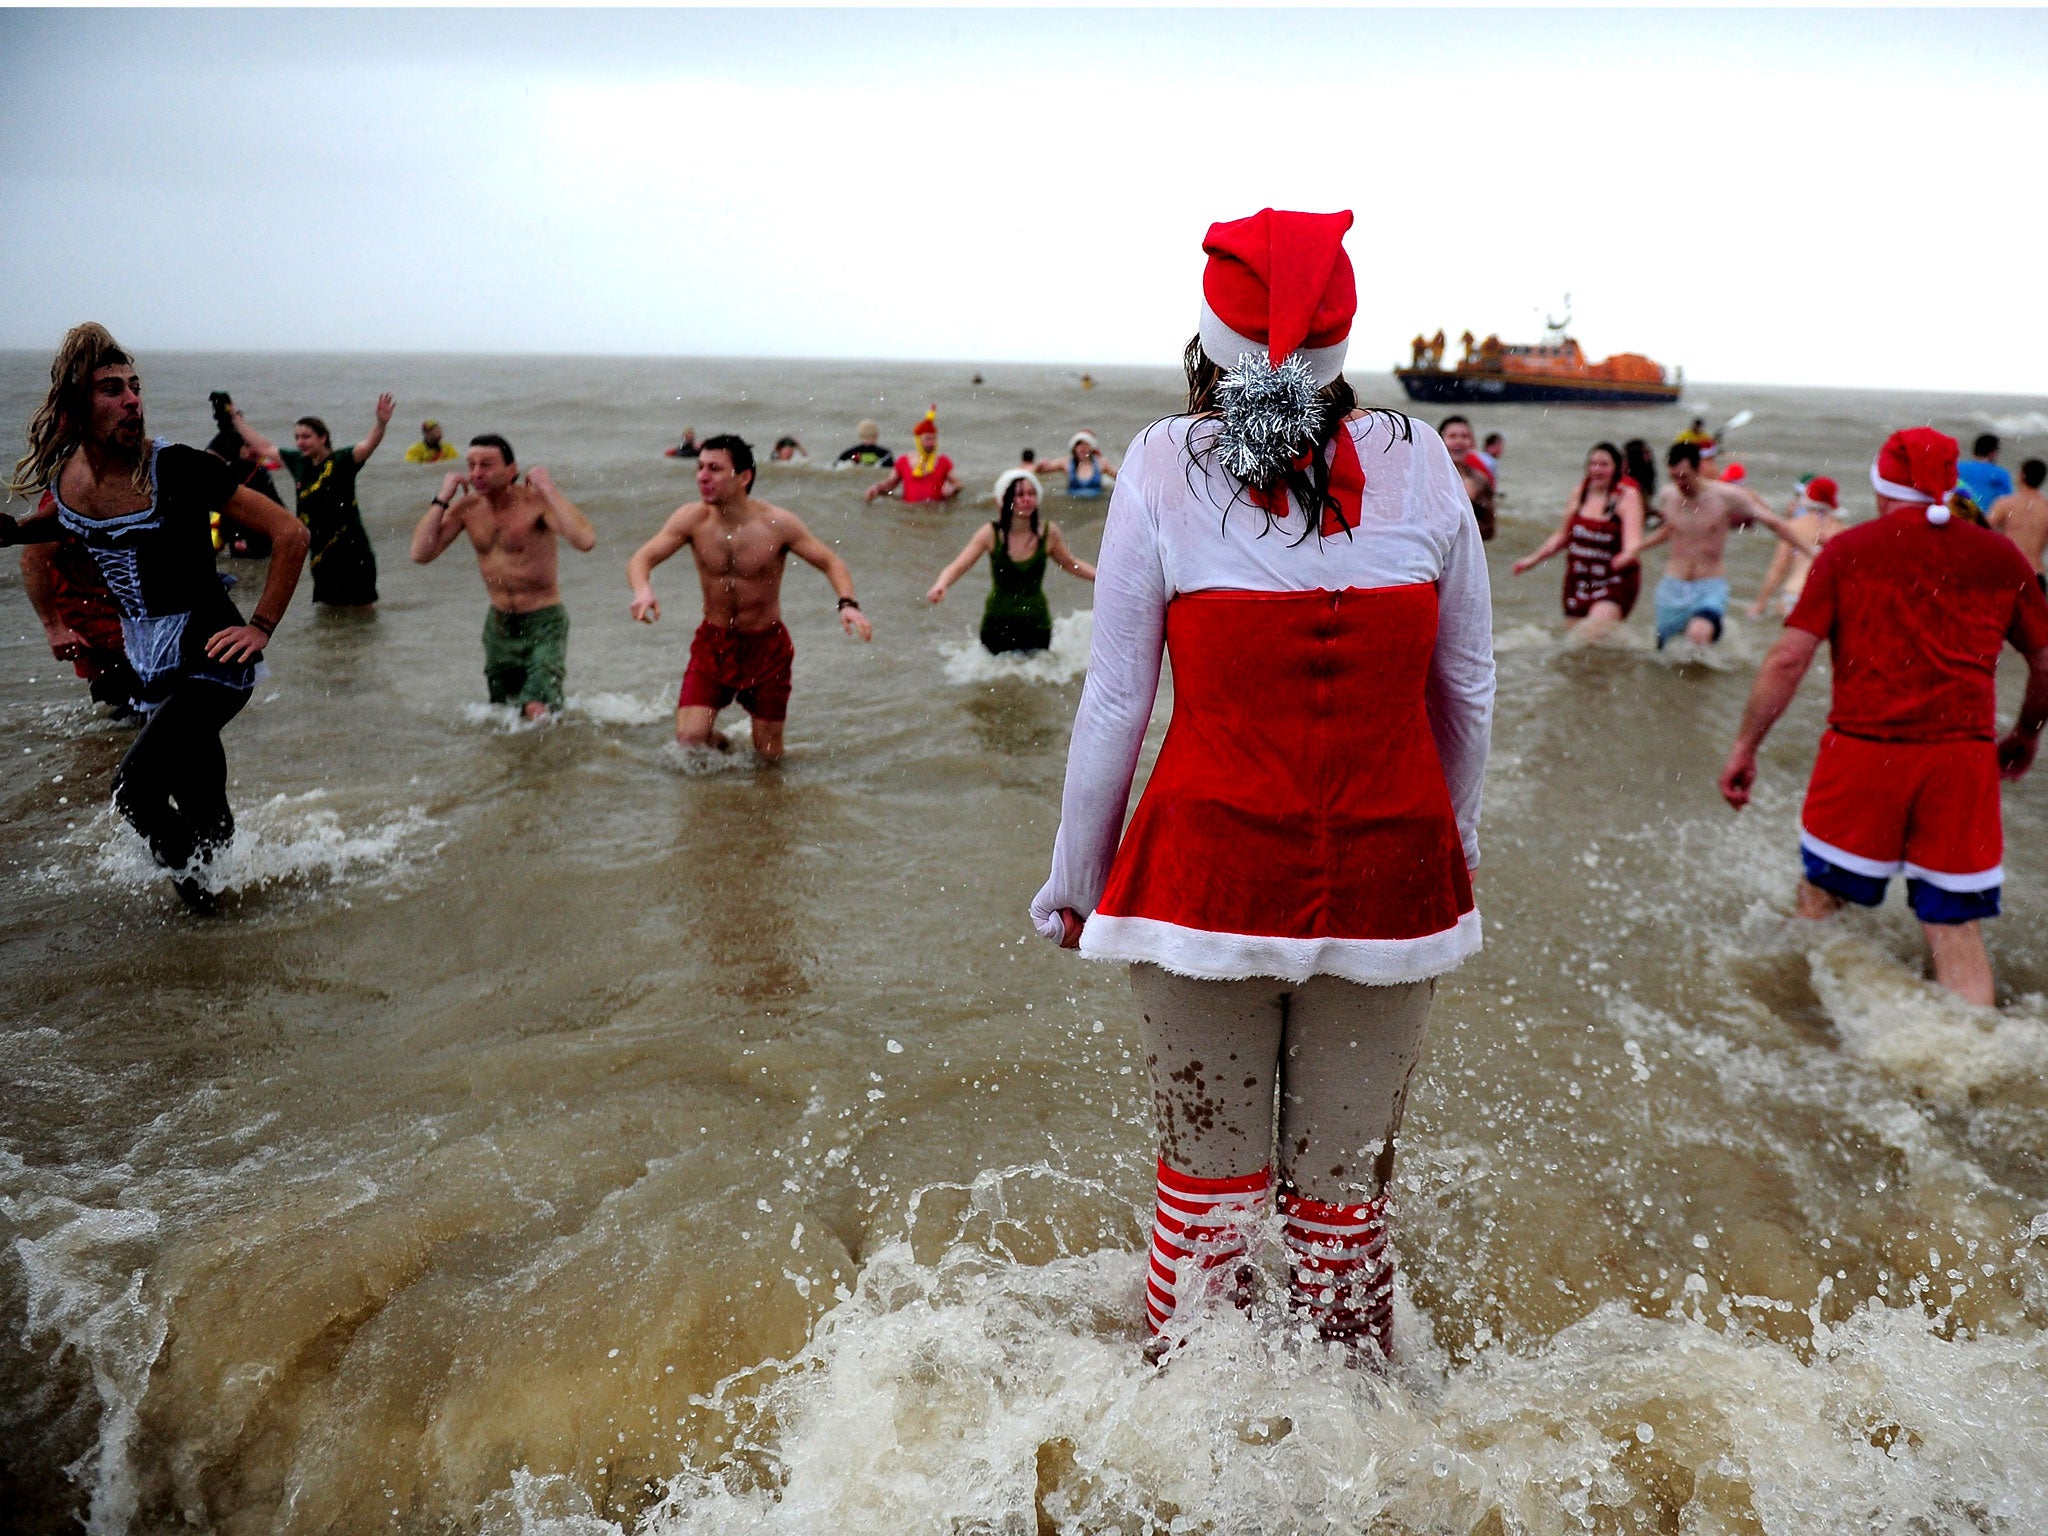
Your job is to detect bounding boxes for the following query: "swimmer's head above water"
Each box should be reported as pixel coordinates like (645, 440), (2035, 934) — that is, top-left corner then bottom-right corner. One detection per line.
(696, 434), (756, 504)
(466, 433), (518, 494)
(10, 321), (141, 496)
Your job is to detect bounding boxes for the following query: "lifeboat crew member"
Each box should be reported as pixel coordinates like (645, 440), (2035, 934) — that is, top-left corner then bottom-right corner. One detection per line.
(1032, 209), (1494, 1363)
(865, 406), (960, 504)
(1719, 427), (2048, 1006)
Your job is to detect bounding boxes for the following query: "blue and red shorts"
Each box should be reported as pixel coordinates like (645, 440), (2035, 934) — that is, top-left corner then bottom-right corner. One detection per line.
(1798, 730), (2002, 924)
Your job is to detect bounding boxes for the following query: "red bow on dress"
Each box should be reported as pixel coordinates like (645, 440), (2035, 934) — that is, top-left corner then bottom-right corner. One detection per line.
(1246, 426), (1367, 535)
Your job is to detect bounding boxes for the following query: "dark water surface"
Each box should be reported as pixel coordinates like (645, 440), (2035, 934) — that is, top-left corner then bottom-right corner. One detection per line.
(4, 352), (2048, 1535)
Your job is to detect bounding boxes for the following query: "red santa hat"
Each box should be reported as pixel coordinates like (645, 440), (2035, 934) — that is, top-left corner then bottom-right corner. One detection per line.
(1198, 208), (1357, 386)
(912, 406), (938, 439)
(1720, 461), (1747, 483)
(1805, 475), (1839, 508)
(1870, 427), (1959, 524)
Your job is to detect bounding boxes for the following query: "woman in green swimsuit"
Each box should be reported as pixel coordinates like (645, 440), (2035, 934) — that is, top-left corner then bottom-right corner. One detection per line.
(926, 470), (1096, 653)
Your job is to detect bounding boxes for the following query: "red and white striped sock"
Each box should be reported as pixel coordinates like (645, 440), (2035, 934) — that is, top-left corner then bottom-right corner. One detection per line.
(1279, 1185), (1393, 1358)
(1147, 1159), (1271, 1336)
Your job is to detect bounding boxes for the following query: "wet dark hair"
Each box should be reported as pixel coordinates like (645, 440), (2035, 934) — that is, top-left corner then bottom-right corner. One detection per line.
(1574, 442), (1626, 515)
(296, 415), (331, 447)
(1438, 414), (1471, 434)
(1172, 334), (1410, 546)
(1667, 441), (1702, 470)
(997, 474), (1042, 542)
(699, 432), (755, 491)
(1021, 449), (1035, 464)
(2022, 458), (2046, 490)
(468, 432), (516, 466)
(1623, 438), (1658, 503)
(1973, 433), (2000, 458)
(1483, 432), (1504, 452)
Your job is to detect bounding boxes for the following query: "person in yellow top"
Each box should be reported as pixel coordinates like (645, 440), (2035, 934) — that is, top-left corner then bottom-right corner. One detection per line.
(404, 420), (459, 464)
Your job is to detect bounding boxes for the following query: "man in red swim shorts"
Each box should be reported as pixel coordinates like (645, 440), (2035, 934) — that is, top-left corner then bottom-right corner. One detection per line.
(1719, 426), (2048, 1005)
(626, 434), (871, 763)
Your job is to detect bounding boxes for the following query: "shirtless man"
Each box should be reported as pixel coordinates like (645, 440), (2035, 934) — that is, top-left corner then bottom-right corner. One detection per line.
(1747, 476), (1845, 619)
(626, 434), (871, 762)
(409, 434), (596, 719)
(1989, 458), (2048, 580)
(1642, 441), (1812, 648)
(1439, 414), (1496, 541)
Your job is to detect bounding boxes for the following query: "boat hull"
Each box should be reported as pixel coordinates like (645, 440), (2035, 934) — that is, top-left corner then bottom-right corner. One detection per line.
(1394, 369), (1680, 406)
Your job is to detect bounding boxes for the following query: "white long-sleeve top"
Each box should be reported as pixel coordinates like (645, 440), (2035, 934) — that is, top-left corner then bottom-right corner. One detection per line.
(1030, 411), (1496, 973)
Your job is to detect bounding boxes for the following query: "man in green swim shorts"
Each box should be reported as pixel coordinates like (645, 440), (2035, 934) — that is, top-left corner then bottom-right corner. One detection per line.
(409, 434), (597, 718)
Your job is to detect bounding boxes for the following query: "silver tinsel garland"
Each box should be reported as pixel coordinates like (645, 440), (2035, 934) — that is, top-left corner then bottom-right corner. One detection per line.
(1214, 350), (1323, 486)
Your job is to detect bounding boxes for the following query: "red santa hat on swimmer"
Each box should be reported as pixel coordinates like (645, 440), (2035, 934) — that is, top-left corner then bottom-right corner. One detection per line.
(1198, 208), (1356, 387)
(1719, 461), (1747, 483)
(1198, 209), (1367, 523)
(913, 406), (938, 438)
(1805, 476), (1839, 508)
(1871, 427), (1960, 524)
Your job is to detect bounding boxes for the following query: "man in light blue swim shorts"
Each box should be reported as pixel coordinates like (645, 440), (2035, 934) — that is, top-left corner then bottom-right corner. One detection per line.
(1640, 442), (1813, 649)
(1655, 574), (1730, 646)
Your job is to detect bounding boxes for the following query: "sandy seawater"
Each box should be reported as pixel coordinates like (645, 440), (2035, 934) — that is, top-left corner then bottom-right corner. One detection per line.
(2, 351), (2047, 1535)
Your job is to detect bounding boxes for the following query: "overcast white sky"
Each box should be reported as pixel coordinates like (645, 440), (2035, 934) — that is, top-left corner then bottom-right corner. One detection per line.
(3, 8), (2043, 393)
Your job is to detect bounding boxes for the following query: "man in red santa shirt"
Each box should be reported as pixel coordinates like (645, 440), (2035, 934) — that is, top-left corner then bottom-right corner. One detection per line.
(1719, 427), (2048, 1005)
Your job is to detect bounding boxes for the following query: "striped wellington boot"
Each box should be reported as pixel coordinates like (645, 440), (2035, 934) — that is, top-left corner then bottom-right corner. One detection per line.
(1278, 1184), (1394, 1361)
(1146, 1159), (1270, 1340)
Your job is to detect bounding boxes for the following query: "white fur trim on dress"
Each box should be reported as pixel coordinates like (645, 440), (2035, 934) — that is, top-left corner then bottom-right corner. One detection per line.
(1078, 907), (1481, 985)
(1198, 303), (1349, 388)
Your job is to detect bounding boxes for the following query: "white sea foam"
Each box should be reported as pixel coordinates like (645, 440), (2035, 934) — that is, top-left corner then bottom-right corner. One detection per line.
(1974, 410), (2048, 438)
(568, 692), (671, 727)
(940, 609), (1092, 686)
(476, 1175), (2048, 1536)
(1808, 932), (2048, 1109)
(460, 693), (672, 732)
(37, 792), (439, 900)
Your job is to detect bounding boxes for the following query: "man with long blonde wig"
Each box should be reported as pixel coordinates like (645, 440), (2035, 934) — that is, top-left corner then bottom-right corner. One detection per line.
(3, 323), (310, 909)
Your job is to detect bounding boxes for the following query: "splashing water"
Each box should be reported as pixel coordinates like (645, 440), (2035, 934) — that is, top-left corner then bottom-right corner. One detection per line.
(940, 609), (1092, 687)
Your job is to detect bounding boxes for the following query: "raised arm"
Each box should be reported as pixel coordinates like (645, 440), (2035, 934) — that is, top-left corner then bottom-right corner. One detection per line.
(228, 404), (278, 462)
(926, 524), (995, 602)
(525, 466), (596, 552)
(626, 506), (697, 623)
(784, 514), (872, 640)
(351, 393), (396, 466)
(204, 486), (310, 662)
(1047, 522), (1096, 581)
(410, 471), (473, 564)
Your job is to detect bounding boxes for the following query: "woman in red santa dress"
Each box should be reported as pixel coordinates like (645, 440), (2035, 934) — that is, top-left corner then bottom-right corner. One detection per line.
(1032, 208), (1494, 1364)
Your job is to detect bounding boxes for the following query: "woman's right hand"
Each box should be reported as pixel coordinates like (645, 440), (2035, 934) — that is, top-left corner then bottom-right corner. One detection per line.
(925, 582), (946, 604)
(1511, 555), (1538, 575)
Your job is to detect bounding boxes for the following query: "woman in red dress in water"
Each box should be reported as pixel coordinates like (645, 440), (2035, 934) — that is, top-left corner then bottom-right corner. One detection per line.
(1512, 440), (1647, 643)
(1033, 209), (1494, 1365)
